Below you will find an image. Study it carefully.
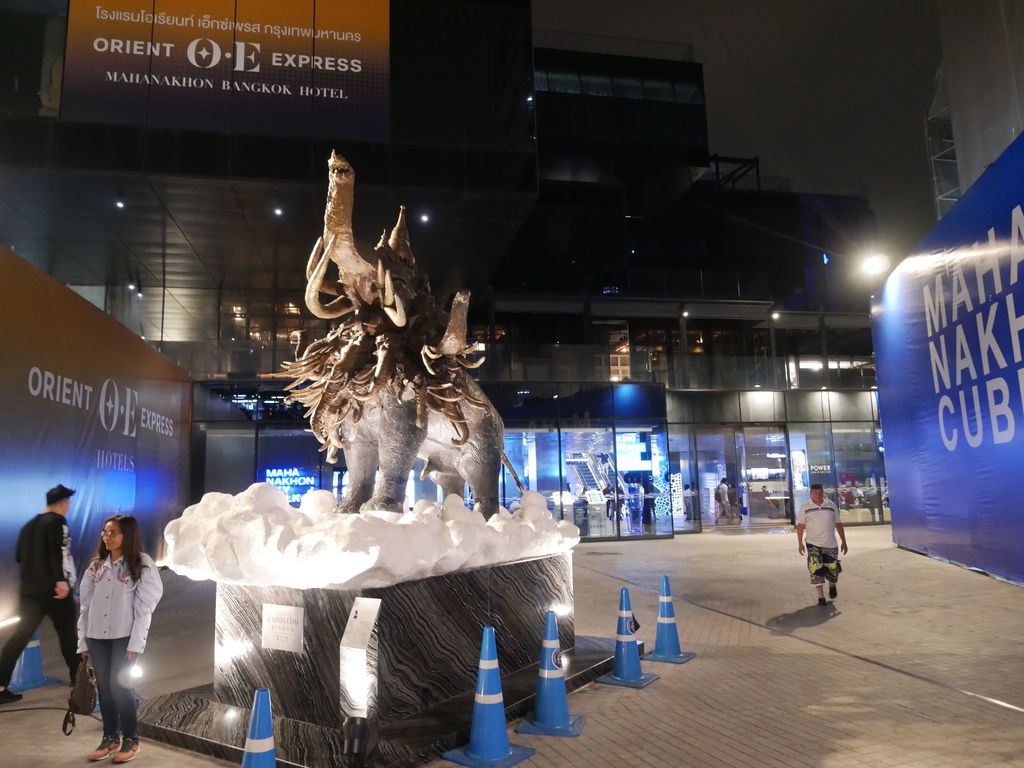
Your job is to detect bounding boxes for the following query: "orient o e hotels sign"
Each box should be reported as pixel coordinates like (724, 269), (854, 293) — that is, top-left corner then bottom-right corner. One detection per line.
(61, 0), (390, 139)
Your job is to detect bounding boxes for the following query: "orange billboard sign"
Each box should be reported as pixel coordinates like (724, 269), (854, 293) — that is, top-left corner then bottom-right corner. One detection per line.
(61, 0), (390, 139)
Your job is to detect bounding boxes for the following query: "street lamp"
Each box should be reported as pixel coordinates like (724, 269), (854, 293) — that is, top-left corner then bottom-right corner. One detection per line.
(861, 254), (890, 275)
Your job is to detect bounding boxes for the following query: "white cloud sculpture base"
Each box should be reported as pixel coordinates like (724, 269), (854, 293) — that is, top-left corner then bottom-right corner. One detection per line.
(164, 483), (580, 590)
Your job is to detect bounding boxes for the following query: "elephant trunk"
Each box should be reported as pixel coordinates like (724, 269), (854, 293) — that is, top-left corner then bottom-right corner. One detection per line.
(324, 151), (375, 282)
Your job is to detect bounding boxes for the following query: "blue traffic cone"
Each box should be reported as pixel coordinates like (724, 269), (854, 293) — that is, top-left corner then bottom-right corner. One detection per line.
(241, 688), (275, 768)
(643, 576), (697, 664)
(596, 587), (659, 689)
(442, 626), (535, 768)
(9, 633), (60, 692)
(516, 611), (586, 737)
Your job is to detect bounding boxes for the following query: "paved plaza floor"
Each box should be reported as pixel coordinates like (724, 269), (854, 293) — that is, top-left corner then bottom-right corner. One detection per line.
(2, 524), (1022, 767)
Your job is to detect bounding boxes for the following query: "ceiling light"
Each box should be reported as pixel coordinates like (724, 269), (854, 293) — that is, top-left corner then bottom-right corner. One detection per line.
(115, 201), (125, 209)
(273, 208), (283, 216)
(141, 335), (146, 340)
(420, 214), (429, 223)
(128, 283), (135, 290)
(771, 312), (780, 320)
(136, 291), (143, 298)
(682, 311), (689, 317)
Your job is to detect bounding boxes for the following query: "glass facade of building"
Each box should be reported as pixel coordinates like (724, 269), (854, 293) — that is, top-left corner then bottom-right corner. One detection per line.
(193, 381), (887, 541)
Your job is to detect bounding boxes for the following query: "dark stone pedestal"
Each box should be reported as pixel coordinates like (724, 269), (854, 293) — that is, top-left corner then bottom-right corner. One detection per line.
(140, 553), (616, 767)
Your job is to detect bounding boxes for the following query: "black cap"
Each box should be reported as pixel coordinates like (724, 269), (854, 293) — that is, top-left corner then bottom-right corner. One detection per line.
(810, 483), (824, 491)
(46, 484), (75, 506)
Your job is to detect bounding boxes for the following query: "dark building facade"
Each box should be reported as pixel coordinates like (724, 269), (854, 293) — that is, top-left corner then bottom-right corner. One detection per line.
(0, 0), (887, 542)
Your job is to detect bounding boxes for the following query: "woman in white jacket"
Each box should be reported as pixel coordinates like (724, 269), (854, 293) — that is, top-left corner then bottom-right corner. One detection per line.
(78, 515), (163, 764)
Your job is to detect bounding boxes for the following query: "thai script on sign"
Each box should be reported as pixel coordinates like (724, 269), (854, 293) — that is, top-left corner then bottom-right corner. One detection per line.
(93, 5), (362, 40)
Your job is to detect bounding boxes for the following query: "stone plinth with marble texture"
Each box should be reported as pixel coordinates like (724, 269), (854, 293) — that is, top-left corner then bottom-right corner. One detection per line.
(141, 553), (593, 768)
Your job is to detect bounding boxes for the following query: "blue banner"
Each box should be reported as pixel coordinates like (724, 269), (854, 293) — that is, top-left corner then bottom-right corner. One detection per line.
(874, 132), (1024, 583)
(0, 247), (191, 619)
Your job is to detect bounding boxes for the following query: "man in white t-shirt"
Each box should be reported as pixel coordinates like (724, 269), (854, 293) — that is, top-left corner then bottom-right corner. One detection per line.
(796, 483), (848, 606)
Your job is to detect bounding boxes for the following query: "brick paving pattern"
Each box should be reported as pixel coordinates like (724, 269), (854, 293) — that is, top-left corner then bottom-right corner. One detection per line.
(1, 526), (1021, 766)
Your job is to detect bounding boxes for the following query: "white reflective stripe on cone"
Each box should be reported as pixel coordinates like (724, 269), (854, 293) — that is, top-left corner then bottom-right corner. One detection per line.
(657, 617), (676, 624)
(478, 659), (499, 669)
(615, 634), (636, 642)
(659, 596), (672, 602)
(244, 736), (275, 753)
(618, 610), (631, 617)
(542, 640), (559, 648)
(475, 693), (503, 705)
(538, 668), (564, 678)
(26, 639), (40, 648)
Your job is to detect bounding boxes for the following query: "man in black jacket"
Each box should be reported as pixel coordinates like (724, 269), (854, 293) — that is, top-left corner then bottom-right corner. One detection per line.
(0, 484), (82, 704)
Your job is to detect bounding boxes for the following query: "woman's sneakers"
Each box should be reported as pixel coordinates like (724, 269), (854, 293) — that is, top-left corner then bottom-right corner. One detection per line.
(112, 738), (140, 764)
(828, 583), (838, 600)
(817, 597), (827, 606)
(88, 735), (121, 762)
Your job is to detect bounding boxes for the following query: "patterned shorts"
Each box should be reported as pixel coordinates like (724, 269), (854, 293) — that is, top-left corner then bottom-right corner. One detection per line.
(806, 544), (842, 586)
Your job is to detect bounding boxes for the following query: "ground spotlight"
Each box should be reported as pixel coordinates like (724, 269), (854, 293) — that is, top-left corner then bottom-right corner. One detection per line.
(130, 664), (143, 678)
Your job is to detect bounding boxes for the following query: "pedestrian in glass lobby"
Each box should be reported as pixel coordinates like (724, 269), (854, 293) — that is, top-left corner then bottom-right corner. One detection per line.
(796, 483), (848, 606)
(0, 484), (81, 705)
(78, 515), (163, 764)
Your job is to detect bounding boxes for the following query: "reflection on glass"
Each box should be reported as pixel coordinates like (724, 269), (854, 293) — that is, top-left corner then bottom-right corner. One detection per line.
(788, 422), (835, 512)
(560, 428), (617, 538)
(695, 429), (738, 527)
(668, 426), (698, 532)
(832, 422), (888, 524)
(740, 427), (790, 525)
(614, 424), (673, 537)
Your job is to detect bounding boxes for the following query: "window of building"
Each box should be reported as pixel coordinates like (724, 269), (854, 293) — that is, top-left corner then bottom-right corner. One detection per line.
(547, 70), (581, 94)
(831, 422), (889, 523)
(643, 79), (674, 101)
(611, 76), (643, 99)
(580, 73), (614, 96)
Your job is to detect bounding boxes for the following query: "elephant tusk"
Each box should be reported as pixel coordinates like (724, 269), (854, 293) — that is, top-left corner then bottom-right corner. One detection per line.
(384, 269), (395, 307)
(382, 292), (406, 327)
(421, 348), (438, 376)
(305, 236), (324, 279)
(305, 236), (356, 319)
(457, 356), (486, 369)
(422, 345), (443, 360)
(377, 258), (385, 290)
(427, 382), (453, 390)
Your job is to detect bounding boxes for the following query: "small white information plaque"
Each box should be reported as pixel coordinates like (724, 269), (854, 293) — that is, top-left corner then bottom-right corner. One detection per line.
(261, 604), (304, 653)
(340, 597), (382, 650)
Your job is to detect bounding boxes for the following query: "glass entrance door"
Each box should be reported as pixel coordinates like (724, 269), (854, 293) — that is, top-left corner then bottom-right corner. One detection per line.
(740, 426), (791, 525)
(695, 428), (739, 527)
(695, 426), (791, 528)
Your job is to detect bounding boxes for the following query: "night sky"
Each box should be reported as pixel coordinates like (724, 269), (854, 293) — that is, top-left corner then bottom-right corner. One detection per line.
(535, 0), (942, 262)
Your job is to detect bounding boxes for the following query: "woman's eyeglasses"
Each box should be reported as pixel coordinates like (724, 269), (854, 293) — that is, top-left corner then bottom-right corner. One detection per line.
(100, 530), (122, 538)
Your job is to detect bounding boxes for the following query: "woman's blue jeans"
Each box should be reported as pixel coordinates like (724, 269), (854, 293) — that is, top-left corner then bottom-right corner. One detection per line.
(87, 637), (137, 740)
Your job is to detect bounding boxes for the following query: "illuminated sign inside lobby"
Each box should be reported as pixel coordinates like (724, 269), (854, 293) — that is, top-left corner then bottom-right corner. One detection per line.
(61, 0), (390, 139)
(265, 466), (318, 503)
